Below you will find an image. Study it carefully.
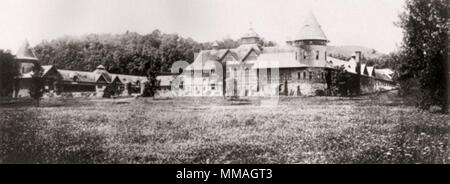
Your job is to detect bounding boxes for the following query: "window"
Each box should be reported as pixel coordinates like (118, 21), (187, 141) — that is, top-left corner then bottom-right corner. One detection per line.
(211, 83), (215, 90)
(179, 81), (184, 89)
(316, 51), (319, 60)
(303, 72), (306, 79)
(267, 69), (271, 84)
(73, 76), (78, 82)
(211, 69), (215, 74)
(325, 52), (327, 60)
(202, 71), (209, 77)
(298, 72), (301, 79)
(295, 51), (298, 60)
(179, 68), (183, 74)
(309, 72), (312, 80)
(191, 70), (194, 78)
(22, 67), (25, 73)
(256, 69), (260, 92)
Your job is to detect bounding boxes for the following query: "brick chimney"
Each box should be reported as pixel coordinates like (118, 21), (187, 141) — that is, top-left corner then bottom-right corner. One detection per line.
(355, 51), (361, 64)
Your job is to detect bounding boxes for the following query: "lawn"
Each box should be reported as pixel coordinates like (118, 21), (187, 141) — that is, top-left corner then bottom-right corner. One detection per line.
(0, 91), (449, 164)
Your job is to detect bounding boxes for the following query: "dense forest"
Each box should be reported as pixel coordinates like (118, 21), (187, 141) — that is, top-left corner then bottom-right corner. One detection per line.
(34, 30), (275, 76)
(0, 50), (18, 97)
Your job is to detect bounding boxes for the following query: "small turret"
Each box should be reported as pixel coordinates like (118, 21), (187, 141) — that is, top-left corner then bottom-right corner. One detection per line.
(240, 26), (260, 45)
(212, 41), (220, 50)
(94, 64), (107, 74)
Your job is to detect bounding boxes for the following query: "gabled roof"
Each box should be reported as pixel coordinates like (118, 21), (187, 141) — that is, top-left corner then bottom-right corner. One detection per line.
(360, 64), (367, 75)
(16, 40), (38, 60)
(110, 74), (148, 84)
(58, 69), (107, 83)
(41, 65), (62, 79)
(294, 12), (328, 41)
(366, 66), (375, 77)
(41, 65), (54, 76)
(327, 56), (357, 74)
(374, 69), (394, 81)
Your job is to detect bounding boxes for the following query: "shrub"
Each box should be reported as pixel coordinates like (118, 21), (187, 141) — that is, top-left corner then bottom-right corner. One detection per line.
(315, 89), (325, 96)
(103, 83), (119, 98)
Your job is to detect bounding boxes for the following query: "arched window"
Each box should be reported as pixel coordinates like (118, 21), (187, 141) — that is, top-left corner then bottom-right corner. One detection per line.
(179, 81), (184, 89)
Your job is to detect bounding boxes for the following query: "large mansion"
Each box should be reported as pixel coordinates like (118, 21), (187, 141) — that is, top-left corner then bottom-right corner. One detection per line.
(175, 12), (396, 97)
(11, 12), (395, 98)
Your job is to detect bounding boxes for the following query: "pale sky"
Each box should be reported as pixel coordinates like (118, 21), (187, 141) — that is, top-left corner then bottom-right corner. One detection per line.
(0, 0), (405, 54)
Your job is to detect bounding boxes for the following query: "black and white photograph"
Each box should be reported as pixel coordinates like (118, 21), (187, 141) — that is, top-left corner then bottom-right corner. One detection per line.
(0, 0), (448, 169)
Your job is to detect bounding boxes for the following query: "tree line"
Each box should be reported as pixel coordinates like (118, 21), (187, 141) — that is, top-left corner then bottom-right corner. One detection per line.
(33, 30), (275, 76)
(0, 50), (18, 97)
(394, 0), (448, 113)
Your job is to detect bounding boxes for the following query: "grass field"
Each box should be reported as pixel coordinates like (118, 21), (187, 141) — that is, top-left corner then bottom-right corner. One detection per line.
(0, 91), (449, 164)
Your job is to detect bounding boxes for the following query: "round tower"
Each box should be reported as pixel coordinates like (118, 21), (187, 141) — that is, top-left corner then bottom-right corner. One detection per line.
(290, 12), (329, 67)
(15, 40), (39, 75)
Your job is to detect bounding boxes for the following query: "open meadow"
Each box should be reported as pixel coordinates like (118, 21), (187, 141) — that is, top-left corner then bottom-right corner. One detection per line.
(0, 91), (449, 164)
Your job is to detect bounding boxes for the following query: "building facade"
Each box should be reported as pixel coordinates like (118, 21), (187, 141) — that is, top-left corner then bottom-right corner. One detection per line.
(12, 41), (148, 98)
(176, 12), (396, 97)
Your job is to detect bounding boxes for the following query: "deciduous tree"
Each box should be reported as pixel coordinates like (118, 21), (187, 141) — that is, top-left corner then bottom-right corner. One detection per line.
(396, 0), (449, 113)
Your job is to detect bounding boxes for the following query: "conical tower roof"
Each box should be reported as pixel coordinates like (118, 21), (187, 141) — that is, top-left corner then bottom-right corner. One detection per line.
(212, 41), (220, 48)
(16, 40), (38, 60)
(241, 27), (260, 39)
(294, 12), (328, 41)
